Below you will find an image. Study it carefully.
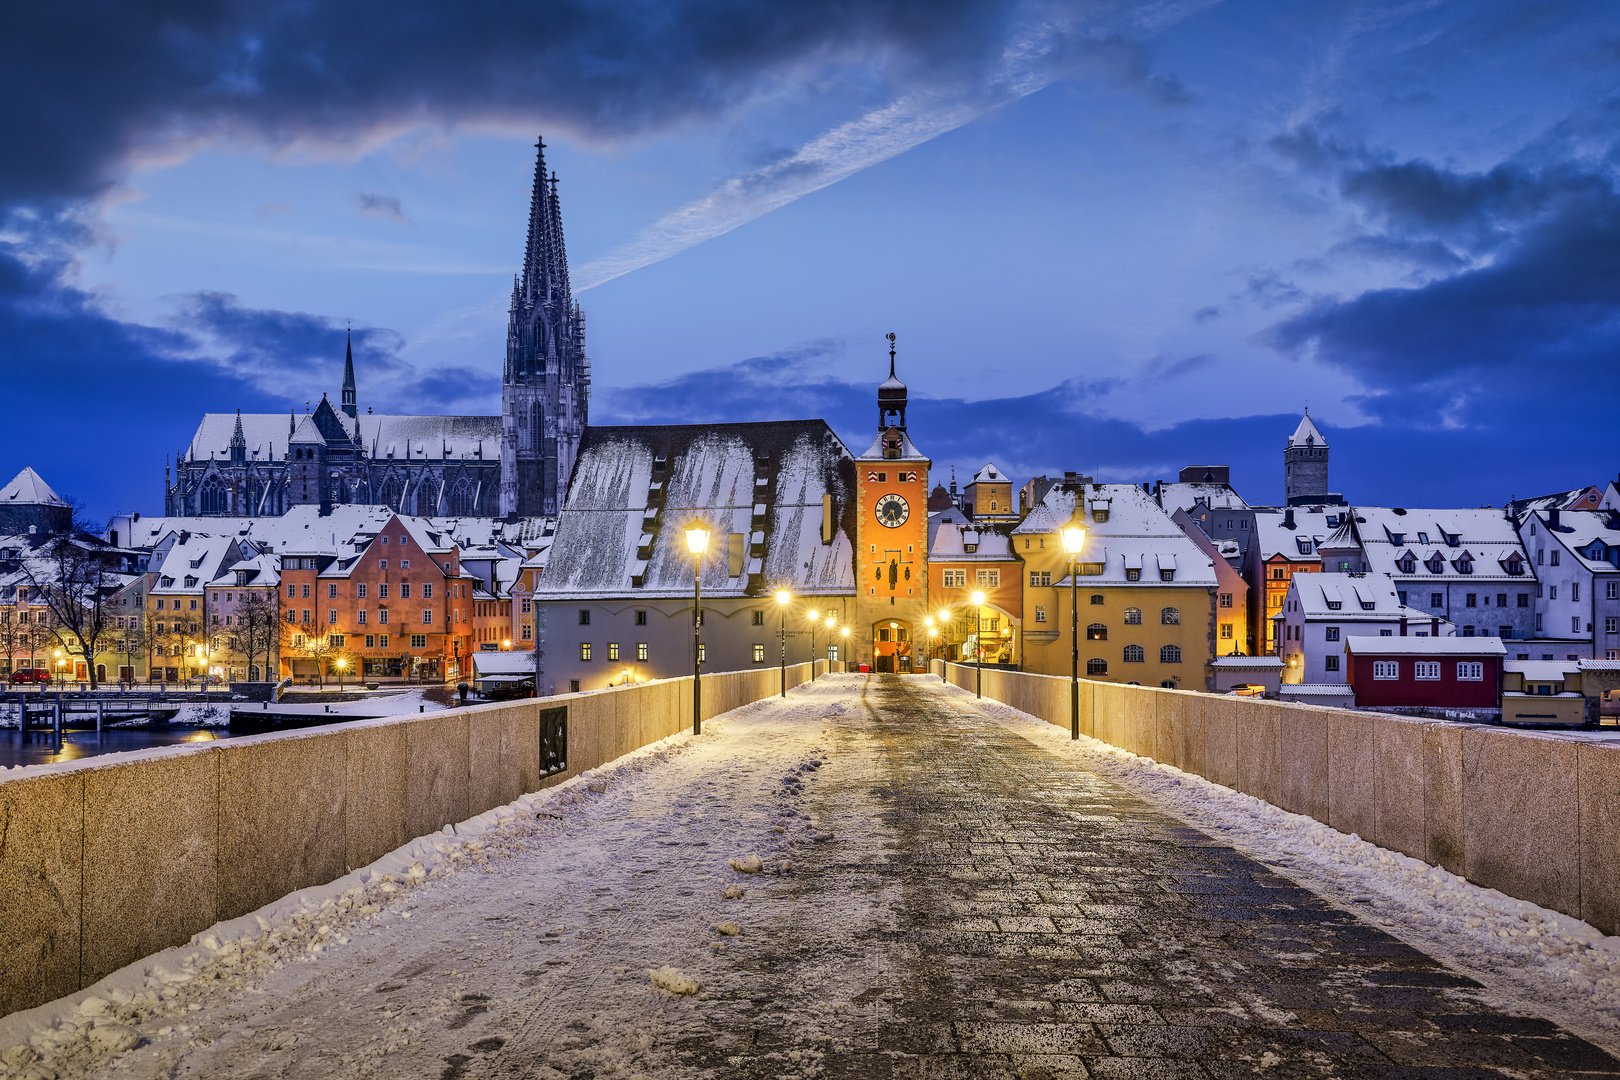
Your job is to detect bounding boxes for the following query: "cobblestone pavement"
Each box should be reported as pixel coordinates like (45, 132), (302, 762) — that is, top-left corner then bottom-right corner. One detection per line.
(676, 675), (1620, 1079)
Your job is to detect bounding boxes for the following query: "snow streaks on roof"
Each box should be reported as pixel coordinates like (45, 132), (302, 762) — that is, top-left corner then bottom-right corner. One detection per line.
(1015, 482), (1217, 587)
(0, 467), (67, 507)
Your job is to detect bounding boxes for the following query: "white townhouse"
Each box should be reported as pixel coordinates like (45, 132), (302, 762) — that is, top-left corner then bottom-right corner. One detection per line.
(1517, 508), (1620, 661)
(1276, 572), (1452, 686)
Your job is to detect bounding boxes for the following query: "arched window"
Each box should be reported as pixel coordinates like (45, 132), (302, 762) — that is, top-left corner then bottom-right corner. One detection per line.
(449, 479), (474, 517)
(415, 484), (436, 516)
(200, 479), (227, 515)
(1160, 644), (1182, 663)
(1086, 623), (1108, 641)
(1089, 594), (1104, 606)
(1161, 607), (1180, 625)
(1086, 657), (1108, 676)
(1123, 607), (1142, 625)
(1123, 644), (1145, 663)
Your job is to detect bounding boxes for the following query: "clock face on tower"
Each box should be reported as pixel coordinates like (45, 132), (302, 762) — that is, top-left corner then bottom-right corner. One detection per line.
(875, 493), (910, 528)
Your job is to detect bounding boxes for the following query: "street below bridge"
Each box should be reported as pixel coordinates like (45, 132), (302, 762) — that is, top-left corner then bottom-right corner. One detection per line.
(23, 674), (1620, 1079)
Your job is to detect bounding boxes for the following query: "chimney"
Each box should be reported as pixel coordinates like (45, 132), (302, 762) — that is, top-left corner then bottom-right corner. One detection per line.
(1282, 509), (1296, 530)
(1549, 508), (1561, 529)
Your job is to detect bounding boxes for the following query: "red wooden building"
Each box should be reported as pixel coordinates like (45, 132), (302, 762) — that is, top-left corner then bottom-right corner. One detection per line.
(1345, 636), (1506, 709)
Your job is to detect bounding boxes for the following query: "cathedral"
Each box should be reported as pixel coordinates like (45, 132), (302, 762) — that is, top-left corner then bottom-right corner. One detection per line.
(166, 138), (589, 519)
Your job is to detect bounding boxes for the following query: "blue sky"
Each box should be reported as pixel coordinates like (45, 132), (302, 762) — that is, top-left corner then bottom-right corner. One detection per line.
(3, 0), (1617, 519)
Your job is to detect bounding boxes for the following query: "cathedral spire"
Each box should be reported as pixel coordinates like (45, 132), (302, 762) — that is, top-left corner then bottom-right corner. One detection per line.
(341, 329), (358, 419)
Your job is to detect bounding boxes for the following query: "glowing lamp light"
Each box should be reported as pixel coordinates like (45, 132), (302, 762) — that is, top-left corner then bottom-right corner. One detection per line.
(825, 615), (836, 627)
(776, 589), (791, 606)
(1061, 523), (1087, 555)
(924, 617), (934, 629)
(971, 591), (985, 606)
(684, 526), (711, 556)
(840, 627), (850, 637)
(889, 621), (898, 630)
(502, 639), (511, 649)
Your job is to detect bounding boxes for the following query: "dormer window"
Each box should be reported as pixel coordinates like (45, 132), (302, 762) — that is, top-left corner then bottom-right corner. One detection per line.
(1360, 600), (1375, 610)
(1426, 555), (1445, 573)
(1388, 532), (1404, 545)
(1326, 600), (1342, 610)
(1398, 556), (1416, 574)
(1457, 557), (1473, 574)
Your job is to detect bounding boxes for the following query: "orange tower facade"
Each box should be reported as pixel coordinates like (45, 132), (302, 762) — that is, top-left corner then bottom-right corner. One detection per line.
(852, 337), (932, 672)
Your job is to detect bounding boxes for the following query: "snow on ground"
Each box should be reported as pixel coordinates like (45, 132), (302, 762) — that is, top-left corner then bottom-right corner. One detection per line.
(946, 679), (1620, 1057)
(0, 676), (878, 1080)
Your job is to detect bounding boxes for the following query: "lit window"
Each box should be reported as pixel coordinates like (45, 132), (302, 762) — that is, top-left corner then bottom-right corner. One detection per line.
(976, 570), (999, 587)
(1034, 606), (1047, 623)
(1219, 623), (1233, 639)
(1161, 608), (1180, 625)
(581, 642), (592, 661)
(1086, 624), (1108, 641)
(753, 644), (765, 663)
(637, 642), (648, 661)
(609, 643), (620, 661)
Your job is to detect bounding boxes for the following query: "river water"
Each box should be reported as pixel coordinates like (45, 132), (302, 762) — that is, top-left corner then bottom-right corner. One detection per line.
(0, 726), (228, 769)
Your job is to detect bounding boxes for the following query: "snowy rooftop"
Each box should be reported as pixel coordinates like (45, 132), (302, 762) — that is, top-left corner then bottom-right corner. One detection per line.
(929, 521), (1016, 562)
(1505, 660), (1582, 680)
(1527, 509), (1620, 574)
(1345, 636), (1507, 657)
(1157, 482), (1249, 516)
(0, 467), (67, 508)
(1017, 483), (1218, 588)
(1355, 507), (1532, 582)
(1287, 412), (1328, 448)
(185, 411), (502, 463)
(1286, 572), (1409, 619)
(855, 428), (927, 462)
(535, 420), (856, 600)
(970, 463), (1007, 484)
(1251, 507), (1342, 562)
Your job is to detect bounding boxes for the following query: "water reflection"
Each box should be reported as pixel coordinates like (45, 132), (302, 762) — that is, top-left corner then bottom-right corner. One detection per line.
(0, 727), (225, 768)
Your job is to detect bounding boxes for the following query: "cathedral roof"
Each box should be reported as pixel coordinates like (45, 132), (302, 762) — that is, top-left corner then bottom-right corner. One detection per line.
(0, 466), (67, 507)
(1287, 411), (1327, 448)
(184, 412), (501, 463)
(535, 420), (856, 599)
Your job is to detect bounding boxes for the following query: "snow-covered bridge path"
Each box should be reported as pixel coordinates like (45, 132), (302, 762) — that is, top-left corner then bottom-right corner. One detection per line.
(24, 674), (1620, 1079)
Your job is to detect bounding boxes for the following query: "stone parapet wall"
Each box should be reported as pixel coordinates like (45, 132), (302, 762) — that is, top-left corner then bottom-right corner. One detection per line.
(933, 660), (1620, 938)
(0, 660), (825, 1018)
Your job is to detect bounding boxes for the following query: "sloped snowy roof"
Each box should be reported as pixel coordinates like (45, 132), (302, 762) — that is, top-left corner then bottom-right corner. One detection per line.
(0, 467), (67, 507)
(855, 429), (928, 462)
(536, 421), (856, 599)
(1016, 483), (1218, 588)
(184, 412), (501, 462)
(1251, 507), (1337, 562)
(1156, 482), (1248, 516)
(1287, 412), (1327, 448)
(1356, 507), (1530, 582)
(970, 463), (1006, 484)
(929, 521), (1015, 562)
(1346, 636), (1506, 656)
(1528, 510), (1620, 574)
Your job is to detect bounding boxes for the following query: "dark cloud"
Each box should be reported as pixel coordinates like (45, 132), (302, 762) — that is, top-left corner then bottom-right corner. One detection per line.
(0, 0), (1036, 207)
(355, 192), (410, 223)
(1265, 122), (1620, 431)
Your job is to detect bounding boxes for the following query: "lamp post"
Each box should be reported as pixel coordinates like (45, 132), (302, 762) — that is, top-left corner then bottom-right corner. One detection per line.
(685, 525), (711, 735)
(1061, 515), (1088, 740)
(776, 589), (791, 698)
(840, 625), (850, 672)
(335, 656), (347, 691)
(924, 617), (935, 667)
(971, 590), (985, 698)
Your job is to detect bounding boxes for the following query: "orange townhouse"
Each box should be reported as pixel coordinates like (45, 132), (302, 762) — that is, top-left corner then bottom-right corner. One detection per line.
(926, 511), (1023, 665)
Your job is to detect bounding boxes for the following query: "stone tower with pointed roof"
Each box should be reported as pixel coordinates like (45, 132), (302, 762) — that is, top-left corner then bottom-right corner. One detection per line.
(501, 136), (591, 518)
(1284, 410), (1329, 506)
(0, 467), (71, 534)
(340, 330), (358, 420)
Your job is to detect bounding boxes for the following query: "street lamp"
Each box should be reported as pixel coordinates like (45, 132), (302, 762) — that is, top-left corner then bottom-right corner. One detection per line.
(685, 525), (711, 735)
(825, 615), (836, 670)
(776, 589), (791, 698)
(971, 591), (986, 698)
(1061, 514), (1088, 740)
(924, 617), (936, 665)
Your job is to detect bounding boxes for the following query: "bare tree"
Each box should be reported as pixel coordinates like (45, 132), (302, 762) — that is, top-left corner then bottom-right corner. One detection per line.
(18, 506), (122, 689)
(0, 603), (18, 678)
(237, 590), (281, 683)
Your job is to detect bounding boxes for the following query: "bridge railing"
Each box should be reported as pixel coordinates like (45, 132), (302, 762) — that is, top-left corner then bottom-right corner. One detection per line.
(933, 659), (1620, 940)
(0, 659), (827, 1018)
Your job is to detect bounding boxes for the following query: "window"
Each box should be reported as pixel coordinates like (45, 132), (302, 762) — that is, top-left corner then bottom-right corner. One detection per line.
(1120, 607), (1142, 625)
(1609, 582), (1619, 600)
(1125, 569), (1141, 582)
(328, 635), (344, 649)
(409, 634), (425, 649)
(1085, 624), (1108, 641)
(1219, 593), (1232, 608)
(1160, 569), (1175, 582)
(1160, 644), (1182, 663)
(753, 644), (765, 663)
(1551, 551), (1561, 566)
(1461, 625), (1475, 637)
(522, 625), (532, 640)
(1090, 594), (1104, 605)
(609, 643), (620, 661)
(401, 560), (409, 570)
(378, 583), (389, 599)
(1414, 661), (1440, 680)
(635, 610), (647, 625)
(943, 570), (966, 588)
(1607, 617), (1618, 634)
(580, 642), (592, 661)
(1457, 662), (1483, 681)
(976, 569), (999, 587)
(1551, 586), (1558, 600)
(327, 583), (337, 599)
(1326, 599), (1342, 611)
(358, 610), (368, 625)
(356, 583), (367, 598)
(1430, 593), (1443, 608)
(829, 645), (839, 661)
(579, 609), (591, 625)
(1500, 626), (1513, 639)
(1398, 591), (1408, 604)
(1325, 626), (1340, 642)
(1220, 623), (1233, 639)
(380, 535), (388, 544)
(1086, 658), (1108, 676)
(422, 609), (433, 624)
(698, 644), (706, 663)
(1030, 571), (1051, 587)
(1034, 605), (1047, 623)
(1517, 593), (1529, 608)
(1399, 557), (1416, 574)
(1573, 583), (1581, 601)
(753, 610), (765, 626)
(637, 642), (648, 661)
(328, 609), (337, 624)
(1574, 616), (1583, 634)
(1271, 568), (1285, 580)
(1161, 607), (1180, 625)
(1373, 661), (1399, 679)
(1465, 593), (1476, 608)
(378, 609), (388, 625)
(302, 609), (311, 623)
(1536, 613), (1544, 631)
(365, 635), (375, 649)
(400, 583), (411, 599)
(1123, 644), (1145, 663)
(1324, 655), (1339, 672)
(379, 560), (387, 570)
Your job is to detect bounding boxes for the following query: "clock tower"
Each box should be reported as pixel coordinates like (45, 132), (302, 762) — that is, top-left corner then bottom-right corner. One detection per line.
(853, 335), (931, 672)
